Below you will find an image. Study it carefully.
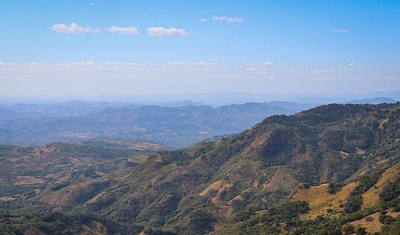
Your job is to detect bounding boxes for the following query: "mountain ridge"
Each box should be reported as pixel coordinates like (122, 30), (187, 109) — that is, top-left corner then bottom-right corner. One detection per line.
(1, 102), (400, 234)
(23, 102), (400, 234)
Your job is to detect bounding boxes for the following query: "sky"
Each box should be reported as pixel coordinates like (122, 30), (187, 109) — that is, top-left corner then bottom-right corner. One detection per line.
(0, 0), (400, 99)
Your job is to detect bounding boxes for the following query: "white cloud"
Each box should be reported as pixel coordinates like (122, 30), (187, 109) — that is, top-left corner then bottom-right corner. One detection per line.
(212, 16), (243, 23)
(332, 28), (349, 33)
(167, 60), (218, 66)
(259, 62), (277, 66)
(227, 18), (243, 23)
(199, 18), (208, 23)
(60, 61), (96, 67)
(107, 26), (140, 35)
(212, 16), (228, 21)
(147, 27), (188, 37)
(348, 62), (356, 67)
(242, 62), (277, 66)
(51, 23), (99, 34)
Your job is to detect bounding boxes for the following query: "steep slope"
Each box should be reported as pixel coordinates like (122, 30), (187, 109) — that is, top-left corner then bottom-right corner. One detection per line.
(29, 103), (400, 234)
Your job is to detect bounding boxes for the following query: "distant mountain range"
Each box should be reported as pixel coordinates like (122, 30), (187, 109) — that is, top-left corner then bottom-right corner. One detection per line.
(0, 101), (316, 147)
(1, 90), (399, 106)
(1, 96), (397, 147)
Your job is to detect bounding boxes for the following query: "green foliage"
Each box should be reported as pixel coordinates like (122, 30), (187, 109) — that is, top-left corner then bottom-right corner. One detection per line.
(142, 228), (178, 235)
(298, 104), (362, 125)
(182, 209), (216, 235)
(355, 226), (367, 235)
(343, 126), (375, 151)
(344, 195), (363, 214)
(0, 211), (130, 235)
(351, 170), (383, 197)
(324, 130), (345, 150)
(379, 175), (400, 203)
(0, 185), (40, 198)
(343, 170), (384, 214)
(219, 201), (310, 235)
(328, 182), (344, 194)
(260, 128), (294, 158)
(50, 181), (70, 191)
(378, 212), (396, 225)
(343, 224), (355, 234)
(380, 216), (400, 235)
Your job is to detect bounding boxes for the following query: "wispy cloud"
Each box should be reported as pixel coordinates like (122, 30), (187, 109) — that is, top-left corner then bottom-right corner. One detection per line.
(212, 16), (228, 21)
(332, 28), (349, 33)
(198, 10), (222, 14)
(242, 62), (277, 66)
(51, 23), (99, 34)
(227, 18), (243, 23)
(147, 27), (188, 37)
(167, 60), (218, 66)
(348, 62), (356, 67)
(107, 26), (140, 35)
(2, 61), (399, 96)
(259, 62), (277, 66)
(199, 18), (208, 23)
(212, 16), (243, 23)
(51, 24), (189, 37)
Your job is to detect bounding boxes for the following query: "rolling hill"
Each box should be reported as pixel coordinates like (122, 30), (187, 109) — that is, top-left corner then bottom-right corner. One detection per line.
(0, 140), (167, 214)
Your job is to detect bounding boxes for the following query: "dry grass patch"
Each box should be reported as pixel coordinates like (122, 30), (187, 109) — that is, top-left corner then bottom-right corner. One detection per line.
(292, 182), (357, 219)
(362, 162), (400, 209)
(349, 211), (382, 233)
(0, 196), (16, 201)
(349, 210), (400, 234)
(81, 220), (108, 235)
(218, 205), (234, 219)
(13, 176), (45, 185)
(379, 118), (389, 130)
(39, 186), (78, 206)
(199, 180), (233, 204)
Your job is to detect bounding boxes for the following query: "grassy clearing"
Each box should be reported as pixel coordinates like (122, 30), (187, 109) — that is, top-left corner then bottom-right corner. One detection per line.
(349, 210), (400, 234)
(292, 162), (400, 222)
(291, 182), (357, 219)
(199, 180), (233, 204)
(362, 162), (400, 209)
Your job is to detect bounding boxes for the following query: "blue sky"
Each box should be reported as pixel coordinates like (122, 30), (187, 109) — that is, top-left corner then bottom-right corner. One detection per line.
(1, 0), (399, 98)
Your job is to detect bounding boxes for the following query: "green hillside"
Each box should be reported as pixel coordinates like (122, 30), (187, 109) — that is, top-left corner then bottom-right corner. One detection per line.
(0, 140), (165, 212)
(1, 103), (400, 234)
